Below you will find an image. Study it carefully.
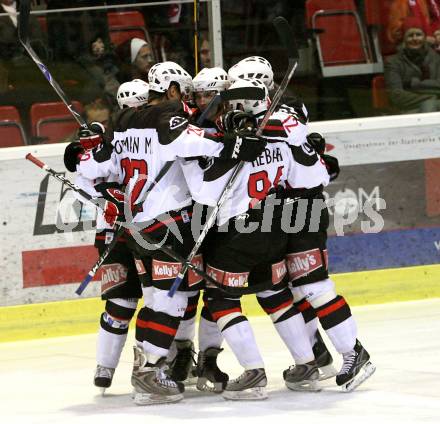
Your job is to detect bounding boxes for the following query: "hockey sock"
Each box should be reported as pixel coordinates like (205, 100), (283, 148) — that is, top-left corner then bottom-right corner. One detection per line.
(97, 298), (137, 368)
(294, 298), (319, 345)
(198, 305), (223, 351)
(314, 295), (357, 354)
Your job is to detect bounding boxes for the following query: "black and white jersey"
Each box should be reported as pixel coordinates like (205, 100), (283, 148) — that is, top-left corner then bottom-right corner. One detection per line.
(76, 100), (225, 222)
(189, 142), (329, 226)
(259, 103), (308, 145)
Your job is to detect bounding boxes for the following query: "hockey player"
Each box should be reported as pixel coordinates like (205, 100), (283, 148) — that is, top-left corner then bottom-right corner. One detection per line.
(230, 79), (375, 392)
(228, 58), (338, 380)
(186, 78), (330, 399)
(64, 79), (150, 393)
(65, 61), (267, 405)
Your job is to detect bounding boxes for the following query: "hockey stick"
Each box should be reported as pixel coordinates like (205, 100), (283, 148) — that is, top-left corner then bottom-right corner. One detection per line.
(168, 16), (299, 297)
(18, 0), (87, 129)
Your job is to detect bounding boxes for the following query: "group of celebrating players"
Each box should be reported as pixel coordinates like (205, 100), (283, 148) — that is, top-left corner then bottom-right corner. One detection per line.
(63, 55), (376, 405)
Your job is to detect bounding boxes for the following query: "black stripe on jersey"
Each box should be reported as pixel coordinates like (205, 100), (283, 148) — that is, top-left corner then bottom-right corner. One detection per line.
(221, 315), (247, 332)
(201, 304), (215, 322)
(261, 118), (287, 138)
(105, 299), (137, 320)
(203, 158), (237, 182)
(182, 292), (200, 320)
(290, 142), (319, 166)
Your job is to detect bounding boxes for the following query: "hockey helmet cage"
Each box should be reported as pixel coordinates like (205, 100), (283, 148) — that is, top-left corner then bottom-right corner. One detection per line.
(228, 56), (274, 90)
(116, 79), (149, 109)
(227, 78), (269, 116)
(148, 61), (193, 96)
(192, 67), (230, 93)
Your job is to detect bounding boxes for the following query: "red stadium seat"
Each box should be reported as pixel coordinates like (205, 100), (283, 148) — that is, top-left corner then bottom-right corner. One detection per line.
(30, 101), (83, 144)
(107, 11), (151, 48)
(0, 106), (27, 147)
(306, 0), (383, 77)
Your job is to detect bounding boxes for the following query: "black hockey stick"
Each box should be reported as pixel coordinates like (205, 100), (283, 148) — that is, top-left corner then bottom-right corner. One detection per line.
(168, 16), (299, 297)
(18, 0), (87, 129)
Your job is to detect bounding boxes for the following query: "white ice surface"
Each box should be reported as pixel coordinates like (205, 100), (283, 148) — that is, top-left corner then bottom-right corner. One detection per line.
(1, 298), (439, 424)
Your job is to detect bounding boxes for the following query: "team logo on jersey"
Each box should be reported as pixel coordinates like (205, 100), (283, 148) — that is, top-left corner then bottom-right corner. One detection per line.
(169, 116), (188, 130)
(286, 248), (324, 280)
(271, 260), (287, 285)
(100, 263), (128, 294)
(152, 259), (180, 280)
(135, 259), (146, 275)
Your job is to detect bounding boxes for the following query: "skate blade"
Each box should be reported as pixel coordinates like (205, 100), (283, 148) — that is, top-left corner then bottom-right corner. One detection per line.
(318, 364), (338, 381)
(183, 375), (198, 386)
(285, 379), (321, 392)
(342, 361), (376, 392)
(196, 377), (224, 394)
(133, 392), (184, 405)
(222, 386), (268, 401)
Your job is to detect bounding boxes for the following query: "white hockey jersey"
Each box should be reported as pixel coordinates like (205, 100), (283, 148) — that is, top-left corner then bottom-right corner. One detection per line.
(75, 101), (225, 223)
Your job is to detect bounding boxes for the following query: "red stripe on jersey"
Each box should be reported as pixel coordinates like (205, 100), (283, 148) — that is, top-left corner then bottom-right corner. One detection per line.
(297, 300), (312, 312)
(263, 125), (285, 131)
(142, 212), (193, 233)
(316, 298), (346, 318)
(264, 299), (293, 314)
(95, 235), (127, 242)
(212, 307), (242, 321)
(136, 318), (177, 336)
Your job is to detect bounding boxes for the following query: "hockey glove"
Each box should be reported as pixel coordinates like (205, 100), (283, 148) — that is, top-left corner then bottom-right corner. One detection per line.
(307, 132), (326, 155)
(222, 110), (257, 133)
(94, 182), (126, 227)
(63, 141), (84, 172)
(321, 154), (340, 181)
(220, 130), (267, 162)
(78, 122), (105, 150)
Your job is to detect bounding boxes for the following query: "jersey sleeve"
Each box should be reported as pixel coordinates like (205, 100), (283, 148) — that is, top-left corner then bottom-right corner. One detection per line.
(76, 142), (119, 180)
(261, 106), (308, 146)
(286, 142), (330, 189)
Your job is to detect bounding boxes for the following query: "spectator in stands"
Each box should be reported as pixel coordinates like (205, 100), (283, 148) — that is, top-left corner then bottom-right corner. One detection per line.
(116, 37), (155, 82)
(385, 19), (440, 113)
(199, 31), (212, 69)
(78, 36), (121, 110)
(386, 0), (440, 46)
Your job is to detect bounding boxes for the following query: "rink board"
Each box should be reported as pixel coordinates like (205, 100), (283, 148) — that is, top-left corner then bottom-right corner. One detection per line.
(1, 113), (440, 341)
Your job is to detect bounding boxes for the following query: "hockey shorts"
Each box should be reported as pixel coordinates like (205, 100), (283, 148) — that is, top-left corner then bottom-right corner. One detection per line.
(95, 229), (142, 300)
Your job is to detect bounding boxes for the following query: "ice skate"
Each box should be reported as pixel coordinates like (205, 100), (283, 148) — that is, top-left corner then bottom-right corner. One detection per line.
(283, 360), (321, 392)
(94, 365), (115, 394)
(168, 339), (197, 386)
(131, 346), (184, 405)
(196, 347), (229, 393)
(222, 368), (267, 400)
(313, 330), (337, 380)
(336, 339), (376, 392)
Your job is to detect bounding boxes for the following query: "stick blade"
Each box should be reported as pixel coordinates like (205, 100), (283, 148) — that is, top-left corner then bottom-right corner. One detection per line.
(18, 0), (31, 44)
(220, 86), (265, 101)
(273, 16), (299, 61)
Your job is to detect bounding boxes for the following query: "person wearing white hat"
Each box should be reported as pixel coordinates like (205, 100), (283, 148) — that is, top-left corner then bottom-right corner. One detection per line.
(130, 37), (155, 80)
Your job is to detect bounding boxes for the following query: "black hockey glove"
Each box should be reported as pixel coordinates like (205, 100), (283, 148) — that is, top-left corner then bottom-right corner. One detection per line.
(222, 110), (257, 132)
(321, 154), (340, 181)
(307, 132), (326, 155)
(220, 130), (267, 162)
(94, 182), (126, 227)
(78, 122), (105, 150)
(63, 141), (84, 172)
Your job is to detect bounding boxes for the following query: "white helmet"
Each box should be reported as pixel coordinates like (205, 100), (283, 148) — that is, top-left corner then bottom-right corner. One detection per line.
(192, 67), (230, 93)
(148, 61), (193, 96)
(228, 78), (270, 116)
(228, 56), (274, 90)
(116, 79), (149, 109)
